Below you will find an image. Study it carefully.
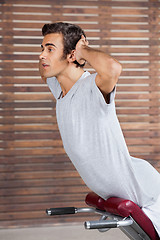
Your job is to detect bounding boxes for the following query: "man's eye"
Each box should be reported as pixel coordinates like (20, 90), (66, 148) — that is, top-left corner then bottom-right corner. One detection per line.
(48, 48), (53, 52)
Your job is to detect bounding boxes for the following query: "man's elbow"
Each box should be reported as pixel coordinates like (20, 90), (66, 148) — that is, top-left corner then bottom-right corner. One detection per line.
(109, 59), (122, 85)
(107, 60), (122, 92)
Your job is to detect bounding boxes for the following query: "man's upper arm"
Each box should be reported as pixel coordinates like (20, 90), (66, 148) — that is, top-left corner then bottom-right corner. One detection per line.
(95, 61), (122, 95)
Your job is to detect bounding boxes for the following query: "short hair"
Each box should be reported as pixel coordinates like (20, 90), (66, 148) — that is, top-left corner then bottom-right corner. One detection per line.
(42, 22), (86, 67)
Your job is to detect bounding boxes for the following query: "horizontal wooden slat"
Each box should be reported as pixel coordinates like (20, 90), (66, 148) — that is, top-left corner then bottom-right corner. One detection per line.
(1, 62), (159, 69)
(0, 124), (58, 131)
(0, 193), (85, 205)
(0, 149), (65, 156)
(2, 13), (151, 23)
(1, 85), (160, 93)
(0, 102), (55, 108)
(0, 132), (61, 141)
(0, 93), (53, 101)
(0, 177), (82, 188)
(2, 0), (159, 7)
(0, 201), (85, 214)
(0, 140), (63, 149)
(0, 92), (159, 101)
(0, 185), (88, 197)
(0, 155), (69, 164)
(121, 123), (160, 130)
(0, 170), (79, 180)
(0, 5), (156, 15)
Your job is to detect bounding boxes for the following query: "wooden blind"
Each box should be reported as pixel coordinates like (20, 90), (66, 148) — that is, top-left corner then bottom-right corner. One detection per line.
(0, 0), (160, 228)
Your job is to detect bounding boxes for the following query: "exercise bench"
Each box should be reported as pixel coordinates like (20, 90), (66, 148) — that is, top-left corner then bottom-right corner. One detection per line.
(46, 191), (159, 240)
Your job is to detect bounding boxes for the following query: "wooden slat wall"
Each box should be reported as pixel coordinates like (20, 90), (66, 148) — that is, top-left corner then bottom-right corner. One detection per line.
(0, 0), (160, 228)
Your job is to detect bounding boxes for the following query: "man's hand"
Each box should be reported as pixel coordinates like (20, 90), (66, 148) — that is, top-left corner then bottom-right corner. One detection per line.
(75, 35), (89, 65)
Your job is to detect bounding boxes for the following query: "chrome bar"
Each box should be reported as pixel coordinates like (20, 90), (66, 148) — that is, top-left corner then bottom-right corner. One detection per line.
(85, 219), (133, 230)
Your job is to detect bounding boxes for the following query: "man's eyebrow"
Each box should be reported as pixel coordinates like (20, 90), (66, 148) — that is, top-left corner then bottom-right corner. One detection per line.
(41, 43), (57, 48)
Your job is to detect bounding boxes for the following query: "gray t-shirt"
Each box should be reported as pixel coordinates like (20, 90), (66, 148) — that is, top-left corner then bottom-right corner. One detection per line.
(47, 71), (160, 208)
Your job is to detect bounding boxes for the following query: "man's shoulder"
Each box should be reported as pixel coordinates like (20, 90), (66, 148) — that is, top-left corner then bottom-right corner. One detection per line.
(80, 71), (97, 86)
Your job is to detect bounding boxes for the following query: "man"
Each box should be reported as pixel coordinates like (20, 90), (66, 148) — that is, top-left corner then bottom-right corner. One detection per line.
(39, 22), (160, 236)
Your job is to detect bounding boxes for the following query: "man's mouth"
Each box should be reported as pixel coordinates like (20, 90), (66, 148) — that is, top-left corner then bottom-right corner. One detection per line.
(42, 63), (49, 68)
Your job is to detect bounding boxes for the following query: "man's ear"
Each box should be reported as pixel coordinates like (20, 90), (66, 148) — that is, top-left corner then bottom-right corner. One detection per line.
(67, 50), (76, 63)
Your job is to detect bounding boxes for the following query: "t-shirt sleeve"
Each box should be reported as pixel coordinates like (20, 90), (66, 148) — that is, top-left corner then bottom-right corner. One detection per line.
(91, 73), (116, 105)
(47, 77), (62, 100)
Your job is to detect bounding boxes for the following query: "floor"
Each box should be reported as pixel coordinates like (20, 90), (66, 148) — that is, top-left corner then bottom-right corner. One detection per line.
(0, 224), (128, 240)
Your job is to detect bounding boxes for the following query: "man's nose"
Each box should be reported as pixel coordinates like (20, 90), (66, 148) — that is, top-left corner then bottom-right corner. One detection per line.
(39, 51), (46, 60)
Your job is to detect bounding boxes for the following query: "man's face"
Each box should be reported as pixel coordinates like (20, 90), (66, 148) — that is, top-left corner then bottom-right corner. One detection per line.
(39, 33), (68, 79)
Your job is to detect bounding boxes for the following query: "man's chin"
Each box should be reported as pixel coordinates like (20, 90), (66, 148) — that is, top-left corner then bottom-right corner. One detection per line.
(39, 70), (56, 79)
(46, 74), (56, 79)
(41, 74), (52, 79)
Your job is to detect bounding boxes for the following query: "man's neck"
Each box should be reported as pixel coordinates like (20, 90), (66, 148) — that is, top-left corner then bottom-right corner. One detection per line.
(56, 66), (84, 97)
